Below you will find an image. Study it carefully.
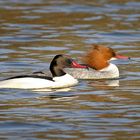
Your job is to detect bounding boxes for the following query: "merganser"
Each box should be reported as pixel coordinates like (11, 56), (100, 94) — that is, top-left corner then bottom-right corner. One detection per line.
(65, 44), (130, 79)
(0, 55), (87, 89)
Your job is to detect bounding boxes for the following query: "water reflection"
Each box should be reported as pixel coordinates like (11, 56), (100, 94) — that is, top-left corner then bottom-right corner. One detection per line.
(88, 79), (119, 87)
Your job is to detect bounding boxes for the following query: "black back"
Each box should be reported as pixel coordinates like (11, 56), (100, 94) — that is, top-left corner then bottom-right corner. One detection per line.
(4, 75), (54, 81)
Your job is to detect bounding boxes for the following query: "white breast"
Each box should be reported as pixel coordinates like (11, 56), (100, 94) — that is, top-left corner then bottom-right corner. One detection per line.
(52, 74), (78, 88)
(99, 63), (119, 78)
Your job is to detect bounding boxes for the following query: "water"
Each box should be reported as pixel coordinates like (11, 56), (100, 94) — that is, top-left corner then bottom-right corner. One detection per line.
(0, 0), (140, 139)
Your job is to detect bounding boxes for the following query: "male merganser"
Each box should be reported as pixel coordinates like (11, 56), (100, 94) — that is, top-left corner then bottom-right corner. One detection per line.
(65, 44), (130, 79)
(0, 55), (87, 89)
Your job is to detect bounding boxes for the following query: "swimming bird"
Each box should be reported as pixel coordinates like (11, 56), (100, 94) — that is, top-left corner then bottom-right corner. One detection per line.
(0, 54), (87, 89)
(65, 44), (130, 79)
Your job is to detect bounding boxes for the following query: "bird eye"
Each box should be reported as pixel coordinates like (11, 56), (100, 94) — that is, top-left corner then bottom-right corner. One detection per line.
(65, 59), (72, 64)
(109, 48), (116, 57)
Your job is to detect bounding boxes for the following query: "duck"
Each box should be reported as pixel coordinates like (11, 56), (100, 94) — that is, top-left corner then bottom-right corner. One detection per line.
(65, 44), (130, 79)
(0, 54), (87, 89)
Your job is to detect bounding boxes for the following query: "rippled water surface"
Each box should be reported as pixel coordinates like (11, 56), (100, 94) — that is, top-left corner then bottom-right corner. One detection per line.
(0, 0), (140, 139)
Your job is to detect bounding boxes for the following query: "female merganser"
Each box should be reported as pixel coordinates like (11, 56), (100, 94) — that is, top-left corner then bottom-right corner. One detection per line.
(65, 44), (130, 79)
(0, 55), (87, 89)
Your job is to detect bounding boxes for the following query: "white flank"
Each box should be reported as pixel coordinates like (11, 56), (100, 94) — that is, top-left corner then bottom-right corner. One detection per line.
(0, 74), (78, 89)
(65, 63), (119, 79)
